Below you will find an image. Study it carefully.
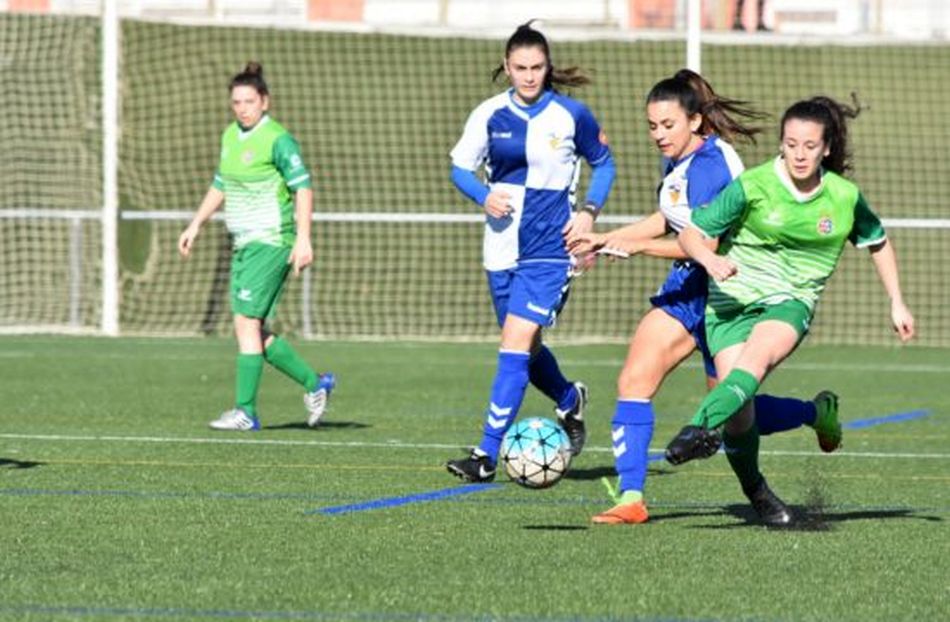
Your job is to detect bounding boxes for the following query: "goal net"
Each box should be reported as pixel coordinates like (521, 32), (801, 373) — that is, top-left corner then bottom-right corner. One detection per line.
(1, 11), (948, 345)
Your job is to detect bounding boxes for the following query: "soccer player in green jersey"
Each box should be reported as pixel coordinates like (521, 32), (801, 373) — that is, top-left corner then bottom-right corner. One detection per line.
(178, 62), (335, 431)
(670, 96), (915, 525)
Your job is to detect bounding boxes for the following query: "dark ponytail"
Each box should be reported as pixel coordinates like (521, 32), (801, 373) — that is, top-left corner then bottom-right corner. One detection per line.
(646, 69), (766, 144)
(491, 20), (591, 90)
(229, 61), (269, 96)
(780, 94), (862, 175)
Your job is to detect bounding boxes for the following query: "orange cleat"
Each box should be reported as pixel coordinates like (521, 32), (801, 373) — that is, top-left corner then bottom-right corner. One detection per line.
(591, 500), (649, 525)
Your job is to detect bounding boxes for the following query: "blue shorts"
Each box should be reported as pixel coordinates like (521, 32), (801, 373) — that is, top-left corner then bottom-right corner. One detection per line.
(487, 261), (573, 328)
(649, 261), (716, 378)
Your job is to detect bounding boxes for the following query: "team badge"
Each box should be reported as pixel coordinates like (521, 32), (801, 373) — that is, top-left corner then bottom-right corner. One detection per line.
(548, 132), (564, 150)
(817, 216), (834, 235)
(668, 180), (682, 205)
(242, 150), (255, 164)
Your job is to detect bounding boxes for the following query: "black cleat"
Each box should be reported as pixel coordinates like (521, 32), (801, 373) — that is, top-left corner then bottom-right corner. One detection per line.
(446, 451), (496, 483)
(744, 477), (794, 527)
(665, 425), (722, 465)
(556, 382), (588, 456)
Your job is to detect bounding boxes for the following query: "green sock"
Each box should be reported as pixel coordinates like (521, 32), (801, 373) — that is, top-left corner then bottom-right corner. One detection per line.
(619, 490), (643, 505)
(689, 368), (760, 429)
(264, 336), (318, 391)
(722, 425), (762, 493)
(235, 353), (265, 418)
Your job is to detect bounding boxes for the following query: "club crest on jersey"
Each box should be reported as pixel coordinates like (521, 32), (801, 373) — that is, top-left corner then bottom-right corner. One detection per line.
(242, 150), (255, 164)
(667, 181), (682, 204)
(817, 216), (834, 235)
(548, 132), (564, 150)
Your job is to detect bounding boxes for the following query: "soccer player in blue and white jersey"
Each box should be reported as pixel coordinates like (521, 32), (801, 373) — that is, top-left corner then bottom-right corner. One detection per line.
(445, 22), (616, 482)
(568, 71), (840, 524)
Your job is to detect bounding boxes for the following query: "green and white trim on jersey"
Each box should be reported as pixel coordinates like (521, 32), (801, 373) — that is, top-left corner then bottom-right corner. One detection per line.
(690, 157), (886, 314)
(212, 115), (312, 250)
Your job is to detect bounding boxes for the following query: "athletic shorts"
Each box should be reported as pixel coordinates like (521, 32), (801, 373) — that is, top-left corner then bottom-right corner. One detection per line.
(705, 298), (812, 357)
(650, 261), (716, 378)
(487, 261), (573, 328)
(230, 242), (292, 319)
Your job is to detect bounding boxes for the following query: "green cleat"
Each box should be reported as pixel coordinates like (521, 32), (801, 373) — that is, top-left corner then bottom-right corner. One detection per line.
(812, 390), (841, 453)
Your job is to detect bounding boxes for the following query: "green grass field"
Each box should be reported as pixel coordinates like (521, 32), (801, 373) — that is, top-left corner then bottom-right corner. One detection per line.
(2, 337), (947, 621)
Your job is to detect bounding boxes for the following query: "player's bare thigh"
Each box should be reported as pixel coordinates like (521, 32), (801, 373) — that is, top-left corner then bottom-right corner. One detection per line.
(617, 307), (697, 400)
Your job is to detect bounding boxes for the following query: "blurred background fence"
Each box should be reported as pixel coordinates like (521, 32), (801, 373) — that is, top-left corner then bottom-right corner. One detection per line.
(1, 0), (948, 344)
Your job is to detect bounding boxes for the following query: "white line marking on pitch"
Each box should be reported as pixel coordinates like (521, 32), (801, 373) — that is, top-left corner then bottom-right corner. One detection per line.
(1, 433), (947, 459)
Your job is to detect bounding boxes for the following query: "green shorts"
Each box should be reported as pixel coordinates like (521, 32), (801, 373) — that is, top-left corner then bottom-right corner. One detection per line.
(230, 242), (292, 319)
(705, 298), (812, 357)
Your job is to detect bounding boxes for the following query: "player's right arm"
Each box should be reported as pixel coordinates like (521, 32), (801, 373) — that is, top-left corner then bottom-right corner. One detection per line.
(449, 97), (512, 218)
(678, 179), (747, 281)
(178, 186), (225, 258)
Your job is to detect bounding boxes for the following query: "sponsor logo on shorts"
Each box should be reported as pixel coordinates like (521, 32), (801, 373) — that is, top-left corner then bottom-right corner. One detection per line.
(526, 302), (550, 316)
(491, 131), (513, 139)
(237, 288), (253, 302)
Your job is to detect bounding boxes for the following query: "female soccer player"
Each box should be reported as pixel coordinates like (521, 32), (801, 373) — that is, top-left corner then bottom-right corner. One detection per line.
(178, 62), (335, 431)
(669, 95), (915, 525)
(445, 22), (616, 482)
(568, 70), (836, 525)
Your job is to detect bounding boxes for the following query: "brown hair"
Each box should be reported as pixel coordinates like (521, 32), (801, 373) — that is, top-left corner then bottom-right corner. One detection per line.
(229, 61), (269, 96)
(780, 94), (862, 175)
(491, 21), (591, 91)
(646, 69), (766, 144)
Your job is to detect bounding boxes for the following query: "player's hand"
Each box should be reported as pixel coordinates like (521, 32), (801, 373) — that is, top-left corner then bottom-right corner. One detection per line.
(890, 299), (915, 342)
(562, 209), (595, 244)
(289, 237), (313, 277)
(484, 191), (513, 219)
(703, 255), (738, 281)
(178, 224), (200, 258)
(566, 232), (607, 255)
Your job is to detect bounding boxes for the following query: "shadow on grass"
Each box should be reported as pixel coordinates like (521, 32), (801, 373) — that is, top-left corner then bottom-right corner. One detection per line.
(689, 504), (945, 531)
(566, 465), (675, 481)
(263, 421), (370, 431)
(0, 458), (43, 470)
(522, 525), (589, 531)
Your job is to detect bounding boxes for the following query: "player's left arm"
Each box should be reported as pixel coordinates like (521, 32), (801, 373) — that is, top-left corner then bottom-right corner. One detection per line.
(852, 194), (915, 341)
(563, 104), (615, 243)
(275, 134), (314, 276)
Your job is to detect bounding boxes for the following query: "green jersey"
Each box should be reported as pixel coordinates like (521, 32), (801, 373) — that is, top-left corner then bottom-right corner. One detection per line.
(691, 157), (886, 314)
(213, 115), (312, 249)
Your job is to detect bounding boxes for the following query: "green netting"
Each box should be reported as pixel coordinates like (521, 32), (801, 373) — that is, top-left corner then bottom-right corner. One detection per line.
(1, 14), (947, 345)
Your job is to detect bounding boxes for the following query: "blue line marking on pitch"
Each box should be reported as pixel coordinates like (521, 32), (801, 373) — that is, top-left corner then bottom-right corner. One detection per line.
(309, 483), (501, 516)
(843, 409), (931, 429)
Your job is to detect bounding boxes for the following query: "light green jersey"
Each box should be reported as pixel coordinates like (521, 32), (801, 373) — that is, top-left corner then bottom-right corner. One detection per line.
(691, 157), (886, 313)
(212, 115), (312, 249)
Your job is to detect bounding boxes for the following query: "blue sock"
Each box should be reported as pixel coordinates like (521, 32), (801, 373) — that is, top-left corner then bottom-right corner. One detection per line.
(754, 394), (817, 436)
(529, 345), (575, 411)
(477, 350), (531, 462)
(611, 399), (655, 494)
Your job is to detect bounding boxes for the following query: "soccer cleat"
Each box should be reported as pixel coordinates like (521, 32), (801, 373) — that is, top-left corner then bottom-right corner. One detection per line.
(743, 477), (794, 527)
(812, 390), (842, 453)
(592, 500), (650, 525)
(208, 408), (260, 431)
(304, 372), (336, 427)
(665, 425), (722, 465)
(555, 381), (588, 456)
(445, 450), (496, 483)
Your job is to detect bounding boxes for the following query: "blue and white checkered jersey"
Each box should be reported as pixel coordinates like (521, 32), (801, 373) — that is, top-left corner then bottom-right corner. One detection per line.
(658, 135), (744, 233)
(450, 89), (613, 271)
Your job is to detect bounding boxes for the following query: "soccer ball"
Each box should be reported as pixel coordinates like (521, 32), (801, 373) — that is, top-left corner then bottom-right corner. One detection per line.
(501, 417), (572, 489)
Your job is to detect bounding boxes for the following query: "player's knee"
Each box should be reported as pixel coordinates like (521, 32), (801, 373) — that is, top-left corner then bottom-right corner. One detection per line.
(616, 364), (659, 399)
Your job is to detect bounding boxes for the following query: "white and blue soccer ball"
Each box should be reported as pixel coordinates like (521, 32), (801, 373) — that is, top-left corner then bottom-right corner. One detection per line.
(501, 417), (572, 489)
